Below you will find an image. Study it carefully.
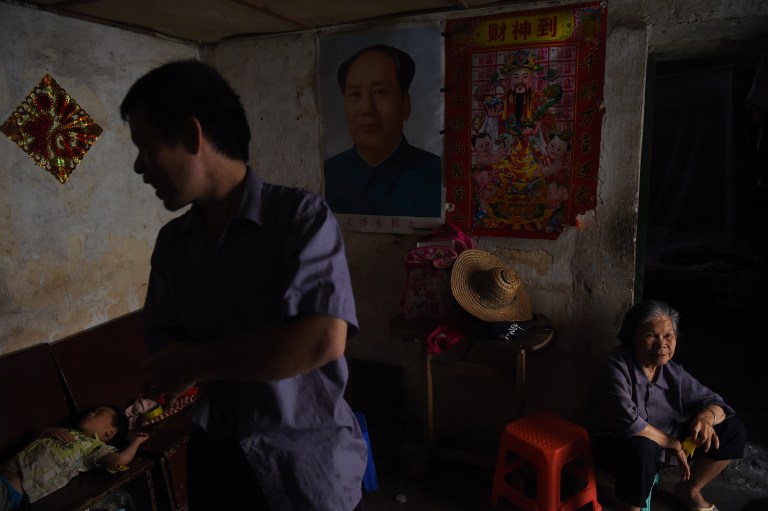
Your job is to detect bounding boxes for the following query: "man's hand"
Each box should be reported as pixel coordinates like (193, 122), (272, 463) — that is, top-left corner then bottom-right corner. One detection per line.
(145, 341), (200, 406)
(43, 427), (75, 443)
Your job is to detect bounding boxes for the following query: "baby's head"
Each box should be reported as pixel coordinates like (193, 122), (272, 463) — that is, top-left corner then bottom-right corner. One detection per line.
(472, 132), (493, 155)
(78, 404), (128, 445)
(546, 133), (570, 161)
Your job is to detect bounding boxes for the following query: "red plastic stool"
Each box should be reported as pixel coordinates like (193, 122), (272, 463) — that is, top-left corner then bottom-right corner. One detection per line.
(489, 411), (602, 511)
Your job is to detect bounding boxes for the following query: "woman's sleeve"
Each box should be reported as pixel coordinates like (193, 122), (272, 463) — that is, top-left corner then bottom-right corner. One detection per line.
(596, 352), (648, 437)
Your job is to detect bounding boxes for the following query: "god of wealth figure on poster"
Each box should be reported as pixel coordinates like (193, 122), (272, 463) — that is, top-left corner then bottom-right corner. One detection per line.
(444, 2), (606, 239)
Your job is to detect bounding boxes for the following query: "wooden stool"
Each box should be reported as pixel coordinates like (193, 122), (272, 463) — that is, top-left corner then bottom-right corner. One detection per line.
(489, 411), (602, 511)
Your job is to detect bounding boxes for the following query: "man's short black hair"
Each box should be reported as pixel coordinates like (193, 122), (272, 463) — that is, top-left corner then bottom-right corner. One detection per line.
(337, 44), (416, 95)
(120, 59), (251, 162)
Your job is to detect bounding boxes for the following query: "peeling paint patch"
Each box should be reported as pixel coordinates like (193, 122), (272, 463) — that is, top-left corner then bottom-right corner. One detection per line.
(576, 210), (596, 231)
(296, 67), (316, 108)
(495, 248), (554, 275)
(0, 236), (152, 352)
(604, 205), (637, 259)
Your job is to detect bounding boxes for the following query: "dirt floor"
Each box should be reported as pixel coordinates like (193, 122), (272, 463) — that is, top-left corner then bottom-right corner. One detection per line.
(360, 440), (768, 511)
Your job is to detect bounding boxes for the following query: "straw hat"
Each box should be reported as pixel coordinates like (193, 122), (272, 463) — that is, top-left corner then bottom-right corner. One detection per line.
(450, 250), (532, 322)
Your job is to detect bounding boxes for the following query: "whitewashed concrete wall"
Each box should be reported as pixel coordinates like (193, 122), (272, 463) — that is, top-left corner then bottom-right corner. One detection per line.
(0, 0), (765, 420)
(0, 2), (197, 354)
(208, 11), (639, 420)
(209, 0), (768, 420)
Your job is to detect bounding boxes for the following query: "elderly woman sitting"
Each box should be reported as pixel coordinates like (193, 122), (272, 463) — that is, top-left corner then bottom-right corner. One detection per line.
(590, 300), (745, 511)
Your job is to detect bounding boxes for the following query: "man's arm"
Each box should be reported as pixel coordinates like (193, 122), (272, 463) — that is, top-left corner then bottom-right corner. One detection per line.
(42, 427), (76, 442)
(145, 315), (347, 403)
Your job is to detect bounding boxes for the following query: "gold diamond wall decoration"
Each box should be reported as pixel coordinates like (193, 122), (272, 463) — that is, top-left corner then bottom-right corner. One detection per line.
(1, 74), (103, 184)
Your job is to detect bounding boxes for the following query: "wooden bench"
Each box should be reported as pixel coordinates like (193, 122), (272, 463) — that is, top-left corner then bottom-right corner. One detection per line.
(0, 344), (71, 458)
(0, 342), (155, 511)
(50, 310), (193, 511)
(0, 310), (192, 510)
(50, 311), (149, 415)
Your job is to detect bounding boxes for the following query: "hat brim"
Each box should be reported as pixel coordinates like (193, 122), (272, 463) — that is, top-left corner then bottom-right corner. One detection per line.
(450, 250), (533, 323)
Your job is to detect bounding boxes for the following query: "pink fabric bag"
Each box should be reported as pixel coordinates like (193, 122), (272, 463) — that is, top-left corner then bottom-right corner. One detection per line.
(400, 224), (473, 321)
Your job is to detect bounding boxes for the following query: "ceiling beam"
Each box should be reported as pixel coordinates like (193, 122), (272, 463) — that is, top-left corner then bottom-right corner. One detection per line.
(25, 0), (200, 45)
(229, 0), (315, 30)
(46, 0), (104, 7)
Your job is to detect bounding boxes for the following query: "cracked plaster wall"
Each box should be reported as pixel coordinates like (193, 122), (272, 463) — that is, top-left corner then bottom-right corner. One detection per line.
(1, 0), (765, 421)
(210, 0), (767, 420)
(0, 2), (196, 354)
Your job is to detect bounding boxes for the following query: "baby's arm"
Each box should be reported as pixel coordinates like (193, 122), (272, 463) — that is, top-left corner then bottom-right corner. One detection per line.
(97, 432), (150, 467)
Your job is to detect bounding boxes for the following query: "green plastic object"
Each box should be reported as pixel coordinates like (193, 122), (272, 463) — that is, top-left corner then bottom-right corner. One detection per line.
(641, 472), (661, 511)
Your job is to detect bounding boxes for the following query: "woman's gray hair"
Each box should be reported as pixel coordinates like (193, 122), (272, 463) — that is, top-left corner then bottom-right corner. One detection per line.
(617, 300), (680, 347)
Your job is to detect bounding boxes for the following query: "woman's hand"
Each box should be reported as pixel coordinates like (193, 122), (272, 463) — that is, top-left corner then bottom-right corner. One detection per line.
(690, 407), (721, 452)
(669, 445), (691, 480)
(637, 423), (691, 479)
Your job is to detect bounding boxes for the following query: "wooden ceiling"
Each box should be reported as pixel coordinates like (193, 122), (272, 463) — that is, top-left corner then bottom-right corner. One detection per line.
(13, 0), (513, 44)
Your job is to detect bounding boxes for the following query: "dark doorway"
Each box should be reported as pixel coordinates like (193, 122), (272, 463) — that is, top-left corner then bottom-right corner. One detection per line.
(639, 54), (768, 444)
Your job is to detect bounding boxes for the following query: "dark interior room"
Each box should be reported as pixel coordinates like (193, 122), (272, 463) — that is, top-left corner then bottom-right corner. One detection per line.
(641, 53), (768, 447)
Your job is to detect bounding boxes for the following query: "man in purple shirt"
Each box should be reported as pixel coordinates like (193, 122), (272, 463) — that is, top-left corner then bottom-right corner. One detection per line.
(590, 300), (745, 511)
(120, 60), (367, 510)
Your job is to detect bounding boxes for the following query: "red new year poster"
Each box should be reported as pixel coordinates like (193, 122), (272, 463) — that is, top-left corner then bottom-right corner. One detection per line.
(444, 3), (607, 238)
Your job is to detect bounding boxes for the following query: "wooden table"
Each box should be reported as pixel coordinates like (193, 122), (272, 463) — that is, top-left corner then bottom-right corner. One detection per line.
(389, 313), (556, 460)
